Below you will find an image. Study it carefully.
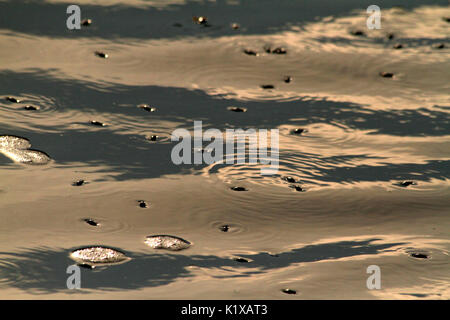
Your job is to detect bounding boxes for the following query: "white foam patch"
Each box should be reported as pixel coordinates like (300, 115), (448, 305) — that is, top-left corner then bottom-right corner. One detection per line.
(0, 135), (51, 165)
(70, 247), (130, 265)
(0, 136), (31, 149)
(145, 235), (191, 251)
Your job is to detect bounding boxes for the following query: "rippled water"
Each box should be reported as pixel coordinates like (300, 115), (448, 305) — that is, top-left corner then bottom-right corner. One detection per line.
(0, 0), (449, 299)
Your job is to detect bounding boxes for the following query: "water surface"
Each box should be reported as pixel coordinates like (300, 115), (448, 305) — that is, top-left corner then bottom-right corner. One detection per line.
(0, 0), (449, 299)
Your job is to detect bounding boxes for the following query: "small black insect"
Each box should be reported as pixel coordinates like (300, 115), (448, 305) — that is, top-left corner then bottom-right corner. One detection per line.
(442, 17), (450, 23)
(138, 200), (148, 208)
(282, 288), (297, 295)
(284, 76), (292, 83)
(263, 45), (272, 53)
(138, 104), (156, 112)
(289, 185), (305, 192)
(193, 16), (208, 26)
(234, 258), (249, 263)
(351, 30), (365, 36)
(90, 120), (106, 126)
(228, 106), (247, 112)
(23, 105), (39, 110)
(410, 253), (429, 259)
(220, 225), (230, 232)
(72, 180), (86, 186)
(5, 96), (20, 103)
(433, 43), (445, 49)
(94, 51), (108, 58)
(230, 186), (248, 191)
(81, 19), (92, 26)
(271, 47), (287, 54)
(292, 128), (306, 135)
(282, 176), (297, 183)
(261, 85), (274, 89)
(243, 49), (258, 56)
(393, 43), (403, 49)
(83, 218), (99, 226)
(398, 181), (417, 187)
(387, 33), (395, 40)
(379, 72), (394, 78)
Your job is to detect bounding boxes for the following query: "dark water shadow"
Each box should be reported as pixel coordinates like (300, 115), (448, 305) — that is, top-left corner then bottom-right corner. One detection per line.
(0, 0), (448, 40)
(315, 36), (450, 48)
(313, 160), (449, 183)
(0, 238), (405, 293)
(1, 70), (449, 182)
(2, 70), (449, 137)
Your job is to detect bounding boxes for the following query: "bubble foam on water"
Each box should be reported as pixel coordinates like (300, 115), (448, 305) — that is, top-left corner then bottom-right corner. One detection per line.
(70, 246), (130, 266)
(145, 235), (191, 251)
(0, 135), (31, 149)
(0, 135), (51, 165)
